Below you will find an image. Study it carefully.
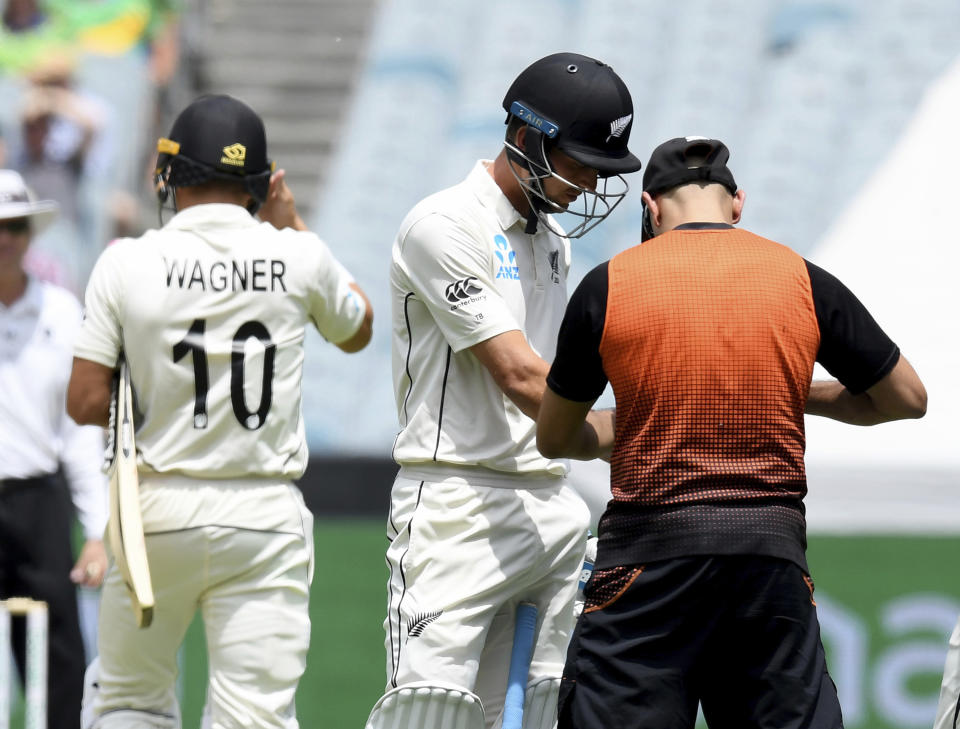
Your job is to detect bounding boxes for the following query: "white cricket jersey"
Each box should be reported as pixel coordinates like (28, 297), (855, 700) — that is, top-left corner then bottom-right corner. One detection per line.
(390, 160), (571, 481)
(75, 203), (365, 481)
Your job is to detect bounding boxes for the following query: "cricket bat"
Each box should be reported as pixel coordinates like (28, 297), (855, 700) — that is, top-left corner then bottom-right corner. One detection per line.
(106, 358), (155, 628)
(502, 602), (538, 729)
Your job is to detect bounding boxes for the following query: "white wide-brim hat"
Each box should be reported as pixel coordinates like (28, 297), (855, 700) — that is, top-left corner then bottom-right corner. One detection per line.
(0, 169), (58, 236)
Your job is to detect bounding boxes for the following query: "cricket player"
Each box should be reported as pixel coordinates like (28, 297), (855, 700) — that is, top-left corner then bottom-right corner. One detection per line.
(365, 53), (640, 729)
(67, 94), (373, 729)
(537, 136), (927, 729)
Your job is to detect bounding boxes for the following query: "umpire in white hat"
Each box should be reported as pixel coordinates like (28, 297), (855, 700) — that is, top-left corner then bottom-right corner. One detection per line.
(0, 169), (108, 729)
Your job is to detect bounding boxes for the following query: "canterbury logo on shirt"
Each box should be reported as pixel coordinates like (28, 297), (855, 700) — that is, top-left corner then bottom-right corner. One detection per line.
(445, 276), (483, 303)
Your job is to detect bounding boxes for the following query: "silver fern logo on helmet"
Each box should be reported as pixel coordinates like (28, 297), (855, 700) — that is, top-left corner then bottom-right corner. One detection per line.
(607, 114), (633, 143)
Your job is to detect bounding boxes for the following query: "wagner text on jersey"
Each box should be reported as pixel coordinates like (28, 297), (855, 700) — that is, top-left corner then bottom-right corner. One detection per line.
(164, 257), (288, 293)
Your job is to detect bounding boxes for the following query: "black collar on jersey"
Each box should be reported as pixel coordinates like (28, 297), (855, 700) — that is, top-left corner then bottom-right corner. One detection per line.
(673, 222), (734, 230)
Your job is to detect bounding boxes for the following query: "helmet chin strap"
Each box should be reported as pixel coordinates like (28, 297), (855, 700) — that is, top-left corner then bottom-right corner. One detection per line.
(524, 194), (552, 234)
(524, 209), (539, 234)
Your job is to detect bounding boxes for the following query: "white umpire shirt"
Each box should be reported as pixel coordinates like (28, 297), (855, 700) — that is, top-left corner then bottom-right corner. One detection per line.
(76, 203), (365, 481)
(0, 276), (107, 540)
(391, 160), (571, 485)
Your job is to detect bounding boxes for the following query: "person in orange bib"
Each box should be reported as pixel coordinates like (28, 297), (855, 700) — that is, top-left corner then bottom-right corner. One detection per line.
(535, 136), (928, 729)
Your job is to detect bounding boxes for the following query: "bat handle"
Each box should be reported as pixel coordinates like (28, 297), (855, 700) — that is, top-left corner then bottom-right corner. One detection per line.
(503, 601), (538, 729)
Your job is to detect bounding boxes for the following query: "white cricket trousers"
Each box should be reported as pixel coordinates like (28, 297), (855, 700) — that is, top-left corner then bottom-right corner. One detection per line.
(935, 614), (960, 729)
(381, 472), (590, 728)
(92, 515), (313, 728)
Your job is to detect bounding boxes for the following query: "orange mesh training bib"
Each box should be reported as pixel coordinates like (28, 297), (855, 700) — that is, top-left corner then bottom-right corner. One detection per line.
(601, 228), (820, 510)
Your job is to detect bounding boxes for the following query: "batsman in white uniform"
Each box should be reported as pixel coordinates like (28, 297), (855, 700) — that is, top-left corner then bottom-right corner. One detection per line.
(365, 53), (641, 729)
(66, 94), (373, 729)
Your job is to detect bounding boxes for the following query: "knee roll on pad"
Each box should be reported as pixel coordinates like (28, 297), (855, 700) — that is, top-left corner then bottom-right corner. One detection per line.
(365, 683), (485, 729)
(523, 677), (561, 729)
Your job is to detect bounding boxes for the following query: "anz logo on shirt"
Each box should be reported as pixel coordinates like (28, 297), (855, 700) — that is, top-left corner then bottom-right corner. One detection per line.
(494, 235), (520, 280)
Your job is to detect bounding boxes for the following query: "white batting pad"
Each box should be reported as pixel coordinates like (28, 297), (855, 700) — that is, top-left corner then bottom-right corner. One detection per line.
(522, 677), (561, 729)
(366, 683), (485, 729)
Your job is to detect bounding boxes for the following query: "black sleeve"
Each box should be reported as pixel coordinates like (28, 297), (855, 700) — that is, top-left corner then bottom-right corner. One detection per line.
(804, 259), (900, 394)
(546, 261), (609, 402)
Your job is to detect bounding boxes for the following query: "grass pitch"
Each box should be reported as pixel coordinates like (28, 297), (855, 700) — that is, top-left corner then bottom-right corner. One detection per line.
(8, 522), (957, 728)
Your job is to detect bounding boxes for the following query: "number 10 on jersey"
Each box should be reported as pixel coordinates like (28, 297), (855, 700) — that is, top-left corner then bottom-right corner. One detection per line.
(172, 318), (276, 430)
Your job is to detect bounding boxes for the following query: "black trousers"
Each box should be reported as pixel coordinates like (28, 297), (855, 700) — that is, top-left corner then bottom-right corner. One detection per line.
(559, 555), (843, 729)
(0, 473), (86, 729)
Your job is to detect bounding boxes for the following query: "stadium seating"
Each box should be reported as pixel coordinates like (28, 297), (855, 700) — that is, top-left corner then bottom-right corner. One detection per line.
(303, 0), (960, 454)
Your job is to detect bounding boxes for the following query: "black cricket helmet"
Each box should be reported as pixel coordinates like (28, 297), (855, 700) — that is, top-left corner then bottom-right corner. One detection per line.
(155, 94), (274, 214)
(502, 52), (642, 238)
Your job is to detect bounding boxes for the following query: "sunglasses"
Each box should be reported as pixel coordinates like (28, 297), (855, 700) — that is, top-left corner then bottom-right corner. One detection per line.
(0, 219), (30, 233)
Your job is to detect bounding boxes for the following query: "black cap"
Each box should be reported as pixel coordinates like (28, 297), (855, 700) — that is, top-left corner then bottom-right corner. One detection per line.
(503, 52), (642, 176)
(161, 94), (270, 178)
(642, 137), (737, 197)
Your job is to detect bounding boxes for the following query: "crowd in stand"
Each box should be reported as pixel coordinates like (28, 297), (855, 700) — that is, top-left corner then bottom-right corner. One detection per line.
(0, 0), (183, 294)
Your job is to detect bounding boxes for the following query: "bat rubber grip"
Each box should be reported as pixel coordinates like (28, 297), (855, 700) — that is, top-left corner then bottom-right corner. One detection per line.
(503, 602), (538, 729)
